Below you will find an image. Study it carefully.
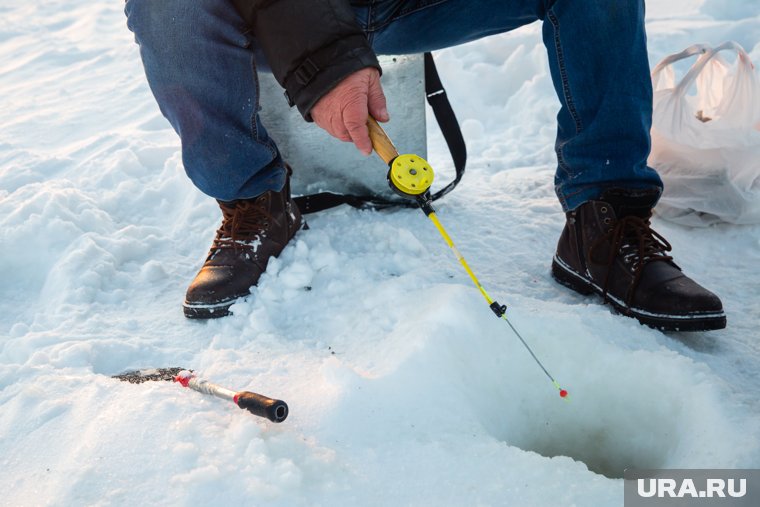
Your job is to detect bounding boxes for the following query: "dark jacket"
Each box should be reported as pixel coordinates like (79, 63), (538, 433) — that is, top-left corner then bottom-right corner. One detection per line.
(232, 0), (381, 120)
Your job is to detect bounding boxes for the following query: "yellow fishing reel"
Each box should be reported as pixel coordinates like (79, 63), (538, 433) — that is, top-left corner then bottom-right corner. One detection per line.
(387, 154), (435, 198)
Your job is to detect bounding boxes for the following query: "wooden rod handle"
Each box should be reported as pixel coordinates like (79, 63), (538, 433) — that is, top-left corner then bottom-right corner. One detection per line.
(367, 116), (399, 165)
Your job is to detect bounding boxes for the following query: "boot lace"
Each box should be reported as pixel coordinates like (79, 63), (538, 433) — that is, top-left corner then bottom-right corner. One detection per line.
(212, 198), (274, 252)
(589, 215), (673, 304)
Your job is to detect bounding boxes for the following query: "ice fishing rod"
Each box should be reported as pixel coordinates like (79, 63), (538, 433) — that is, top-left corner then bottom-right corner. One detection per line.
(113, 367), (289, 422)
(366, 117), (568, 399)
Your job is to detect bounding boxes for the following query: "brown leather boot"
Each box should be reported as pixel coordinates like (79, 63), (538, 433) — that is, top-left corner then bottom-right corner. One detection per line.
(183, 177), (303, 319)
(551, 189), (726, 331)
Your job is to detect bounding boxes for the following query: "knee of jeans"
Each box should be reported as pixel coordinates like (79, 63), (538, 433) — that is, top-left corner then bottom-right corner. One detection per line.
(126, 0), (167, 37)
(126, 0), (248, 49)
(125, 0), (192, 40)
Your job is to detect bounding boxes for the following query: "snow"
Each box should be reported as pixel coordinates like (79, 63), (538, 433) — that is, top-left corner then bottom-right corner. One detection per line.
(1, 1), (759, 506)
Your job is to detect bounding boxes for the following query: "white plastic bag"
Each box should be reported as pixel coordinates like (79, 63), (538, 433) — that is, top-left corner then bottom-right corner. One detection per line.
(649, 41), (760, 226)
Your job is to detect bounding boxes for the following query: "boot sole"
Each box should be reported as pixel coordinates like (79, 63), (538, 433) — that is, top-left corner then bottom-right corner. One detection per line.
(183, 298), (239, 319)
(551, 256), (727, 332)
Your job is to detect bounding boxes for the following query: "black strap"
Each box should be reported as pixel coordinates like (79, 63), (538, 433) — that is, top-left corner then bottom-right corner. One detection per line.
(423, 52), (467, 202)
(294, 52), (466, 214)
(293, 191), (411, 214)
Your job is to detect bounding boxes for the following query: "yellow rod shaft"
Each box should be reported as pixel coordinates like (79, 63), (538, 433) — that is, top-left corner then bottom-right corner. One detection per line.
(430, 211), (566, 395)
(428, 212), (495, 306)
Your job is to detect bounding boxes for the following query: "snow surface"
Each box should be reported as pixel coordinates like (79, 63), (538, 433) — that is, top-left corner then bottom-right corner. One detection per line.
(1, 1), (759, 506)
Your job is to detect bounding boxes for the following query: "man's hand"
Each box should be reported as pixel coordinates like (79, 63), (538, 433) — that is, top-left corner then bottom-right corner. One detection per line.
(311, 67), (389, 156)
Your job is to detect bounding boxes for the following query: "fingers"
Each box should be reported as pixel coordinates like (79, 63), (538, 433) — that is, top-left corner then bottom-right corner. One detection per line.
(344, 97), (372, 155)
(367, 71), (389, 123)
(309, 67), (387, 155)
(330, 116), (352, 142)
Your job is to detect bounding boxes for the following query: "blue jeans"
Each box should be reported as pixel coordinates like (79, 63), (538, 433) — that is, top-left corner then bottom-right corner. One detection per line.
(125, 0), (663, 210)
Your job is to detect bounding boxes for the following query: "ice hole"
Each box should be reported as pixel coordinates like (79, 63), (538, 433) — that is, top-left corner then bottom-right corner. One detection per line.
(476, 360), (708, 479)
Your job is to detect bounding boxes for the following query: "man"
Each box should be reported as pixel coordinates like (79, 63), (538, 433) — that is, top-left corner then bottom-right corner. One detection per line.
(125, 0), (726, 331)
